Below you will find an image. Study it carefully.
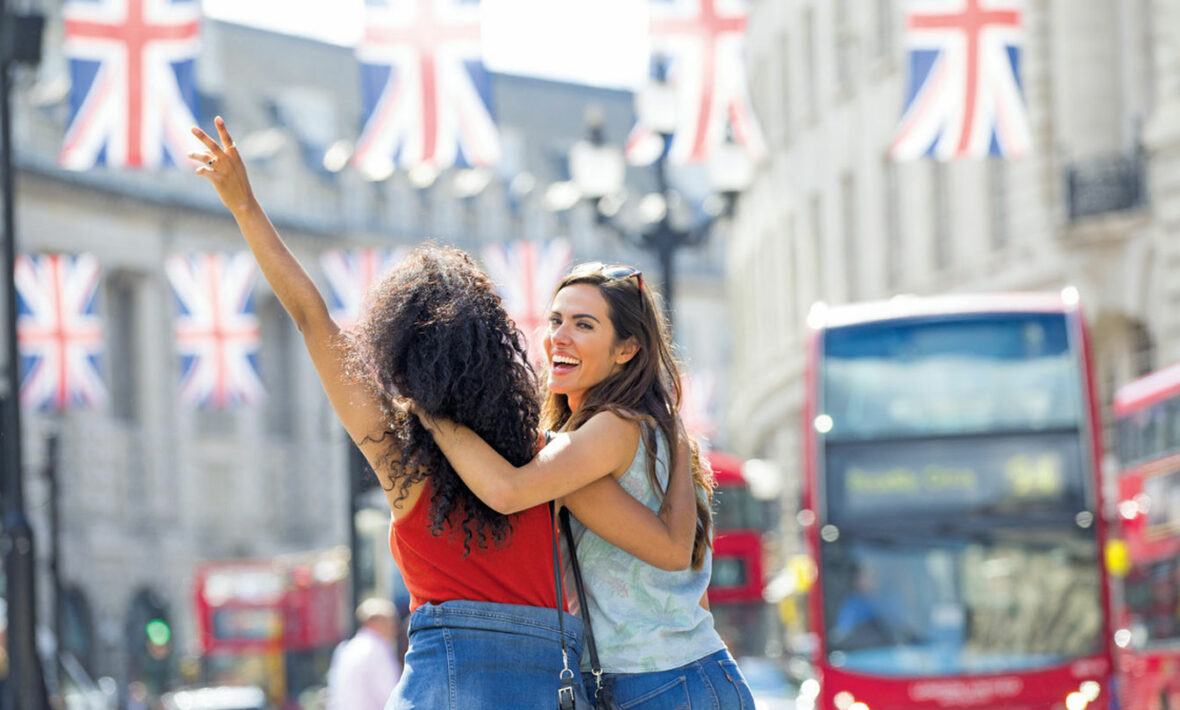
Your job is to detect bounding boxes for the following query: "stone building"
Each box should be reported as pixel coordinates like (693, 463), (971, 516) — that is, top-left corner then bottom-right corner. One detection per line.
(729, 0), (1175, 542)
(9, 15), (732, 692)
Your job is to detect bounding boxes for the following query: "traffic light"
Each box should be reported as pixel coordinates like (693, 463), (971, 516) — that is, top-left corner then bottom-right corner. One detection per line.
(126, 590), (173, 690)
(145, 618), (171, 660)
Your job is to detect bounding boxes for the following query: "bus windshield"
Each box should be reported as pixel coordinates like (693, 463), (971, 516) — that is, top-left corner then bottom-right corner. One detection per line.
(822, 528), (1103, 676)
(822, 313), (1081, 441)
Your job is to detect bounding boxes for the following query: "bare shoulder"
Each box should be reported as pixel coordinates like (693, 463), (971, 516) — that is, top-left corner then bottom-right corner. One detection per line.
(581, 409), (641, 437)
(574, 411), (642, 477)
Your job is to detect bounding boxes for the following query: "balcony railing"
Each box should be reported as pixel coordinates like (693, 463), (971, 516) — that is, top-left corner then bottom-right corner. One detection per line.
(1066, 148), (1147, 221)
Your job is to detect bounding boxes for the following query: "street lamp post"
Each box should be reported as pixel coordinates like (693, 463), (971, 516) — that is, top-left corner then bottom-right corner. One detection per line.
(0, 6), (49, 710)
(568, 95), (751, 330)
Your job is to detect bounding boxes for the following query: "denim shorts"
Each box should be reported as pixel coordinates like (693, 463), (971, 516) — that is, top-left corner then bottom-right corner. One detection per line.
(386, 600), (591, 710)
(583, 648), (755, 710)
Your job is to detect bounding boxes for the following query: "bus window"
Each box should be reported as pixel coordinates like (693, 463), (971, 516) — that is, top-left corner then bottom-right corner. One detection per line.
(1123, 559), (1180, 648)
(823, 314), (1081, 441)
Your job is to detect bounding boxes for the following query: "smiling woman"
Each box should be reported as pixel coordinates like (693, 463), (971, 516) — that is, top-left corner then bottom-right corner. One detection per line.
(416, 261), (756, 708)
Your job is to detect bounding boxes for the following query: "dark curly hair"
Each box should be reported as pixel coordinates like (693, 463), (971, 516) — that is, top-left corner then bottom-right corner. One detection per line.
(348, 244), (540, 554)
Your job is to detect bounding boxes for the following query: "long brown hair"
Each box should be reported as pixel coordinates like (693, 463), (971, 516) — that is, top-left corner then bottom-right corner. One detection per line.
(541, 262), (714, 570)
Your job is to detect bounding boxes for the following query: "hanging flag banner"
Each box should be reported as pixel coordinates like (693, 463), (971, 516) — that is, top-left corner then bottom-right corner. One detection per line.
(15, 253), (109, 411)
(481, 238), (573, 368)
(890, 0), (1032, 160)
(60, 0), (202, 170)
(353, 0), (501, 174)
(319, 247), (407, 331)
(165, 252), (264, 409)
(627, 0), (766, 166)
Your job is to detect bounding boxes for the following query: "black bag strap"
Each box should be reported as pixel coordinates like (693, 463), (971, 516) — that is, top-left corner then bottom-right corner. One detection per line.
(559, 508), (607, 698)
(551, 501), (578, 710)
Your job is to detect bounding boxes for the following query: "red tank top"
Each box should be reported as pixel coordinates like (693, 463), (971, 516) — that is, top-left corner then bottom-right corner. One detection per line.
(388, 483), (561, 613)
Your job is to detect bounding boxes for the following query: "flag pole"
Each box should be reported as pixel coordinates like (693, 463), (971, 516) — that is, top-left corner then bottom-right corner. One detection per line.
(0, 5), (50, 708)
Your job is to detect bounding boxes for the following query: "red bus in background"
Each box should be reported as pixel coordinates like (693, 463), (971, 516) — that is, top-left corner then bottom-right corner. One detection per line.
(802, 293), (1115, 710)
(193, 548), (349, 706)
(707, 451), (780, 657)
(1112, 364), (1180, 710)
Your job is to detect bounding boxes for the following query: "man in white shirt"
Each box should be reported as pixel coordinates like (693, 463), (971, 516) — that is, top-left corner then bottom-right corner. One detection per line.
(327, 598), (401, 710)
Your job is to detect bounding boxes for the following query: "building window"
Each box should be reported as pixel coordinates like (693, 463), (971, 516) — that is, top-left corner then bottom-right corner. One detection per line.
(988, 160), (1009, 250)
(259, 297), (296, 438)
(841, 173), (858, 301)
(106, 272), (140, 423)
(777, 30), (792, 142)
(809, 193), (824, 299)
(876, 0), (895, 60)
(884, 159), (902, 290)
(932, 162), (951, 270)
(1132, 321), (1154, 378)
(416, 186), (433, 236)
(785, 213), (798, 331)
(835, 0), (855, 92)
(463, 196), (481, 241)
(804, 8), (818, 119)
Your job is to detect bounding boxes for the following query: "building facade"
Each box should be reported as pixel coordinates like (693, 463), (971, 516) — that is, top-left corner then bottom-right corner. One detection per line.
(730, 0), (1176, 545)
(9, 16), (732, 690)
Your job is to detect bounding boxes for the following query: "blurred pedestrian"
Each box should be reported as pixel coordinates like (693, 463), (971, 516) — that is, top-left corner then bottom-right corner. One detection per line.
(0, 600), (9, 710)
(190, 117), (693, 709)
(326, 599), (400, 710)
(416, 262), (756, 707)
(126, 681), (148, 710)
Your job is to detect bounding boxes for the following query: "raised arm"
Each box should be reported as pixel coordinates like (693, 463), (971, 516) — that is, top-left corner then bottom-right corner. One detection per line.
(191, 118), (394, 494)
(562, 429), (699, 570)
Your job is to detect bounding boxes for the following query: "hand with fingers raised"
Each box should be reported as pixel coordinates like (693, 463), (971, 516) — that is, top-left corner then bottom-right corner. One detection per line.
(191, 116), (256, 217)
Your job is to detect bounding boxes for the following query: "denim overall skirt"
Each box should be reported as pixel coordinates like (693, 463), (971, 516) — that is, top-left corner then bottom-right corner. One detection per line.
(385, 599), (591, 710)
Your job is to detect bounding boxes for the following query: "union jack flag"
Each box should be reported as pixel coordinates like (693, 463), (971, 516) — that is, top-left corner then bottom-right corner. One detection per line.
(60, 0), (202, 170)
(481, 239), (573, 368)
(627, 0), (766, 166)
(15, 253), (108, 411)
(353, 0), (500, 173)
(165, 252), (264, 409)
(890, 0), (1032, 160)
(319, 247), (407, 331)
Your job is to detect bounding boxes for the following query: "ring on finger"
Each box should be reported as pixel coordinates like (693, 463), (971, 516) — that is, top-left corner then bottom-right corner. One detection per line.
(206, 159), (215, 167)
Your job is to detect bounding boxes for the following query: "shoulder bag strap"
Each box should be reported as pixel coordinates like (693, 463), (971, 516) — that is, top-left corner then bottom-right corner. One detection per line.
(559, 508), (607, 698)
(551, 501), (578, 710)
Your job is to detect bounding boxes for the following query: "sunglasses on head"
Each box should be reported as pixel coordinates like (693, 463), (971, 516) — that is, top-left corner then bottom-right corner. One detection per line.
(601, 265), (644, 295)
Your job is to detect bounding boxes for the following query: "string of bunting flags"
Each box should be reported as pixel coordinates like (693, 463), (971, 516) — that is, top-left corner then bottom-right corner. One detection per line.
(10, 240), (578, 412)
(55, 0), (1031, 175)
(58, 0), (769, 173)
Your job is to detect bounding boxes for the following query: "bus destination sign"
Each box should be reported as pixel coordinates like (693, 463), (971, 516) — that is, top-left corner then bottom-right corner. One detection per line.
(824, 431), (1086, 522)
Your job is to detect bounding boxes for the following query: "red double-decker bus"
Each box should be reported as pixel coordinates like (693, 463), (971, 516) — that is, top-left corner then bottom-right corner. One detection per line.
(707, 451), (778, 656)
(1111, 364), (1180, 710)
(802, 292), (1115, 710)
(193, 548), (349, 705)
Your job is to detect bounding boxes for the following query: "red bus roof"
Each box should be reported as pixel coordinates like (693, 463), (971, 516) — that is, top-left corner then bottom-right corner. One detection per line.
(1113, 360), (1180, 418)
(811, 291), (1074, 330)
(706, 451), (744, 486)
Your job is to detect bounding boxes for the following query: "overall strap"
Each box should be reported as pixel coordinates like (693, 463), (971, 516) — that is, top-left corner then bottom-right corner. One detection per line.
(551, 501), (578, 710)
(559, 508), (606, 696)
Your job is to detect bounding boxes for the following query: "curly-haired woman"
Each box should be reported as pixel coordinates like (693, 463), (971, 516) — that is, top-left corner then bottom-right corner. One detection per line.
(416, 263), (756, 708)
(190, 118), (698, 709)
